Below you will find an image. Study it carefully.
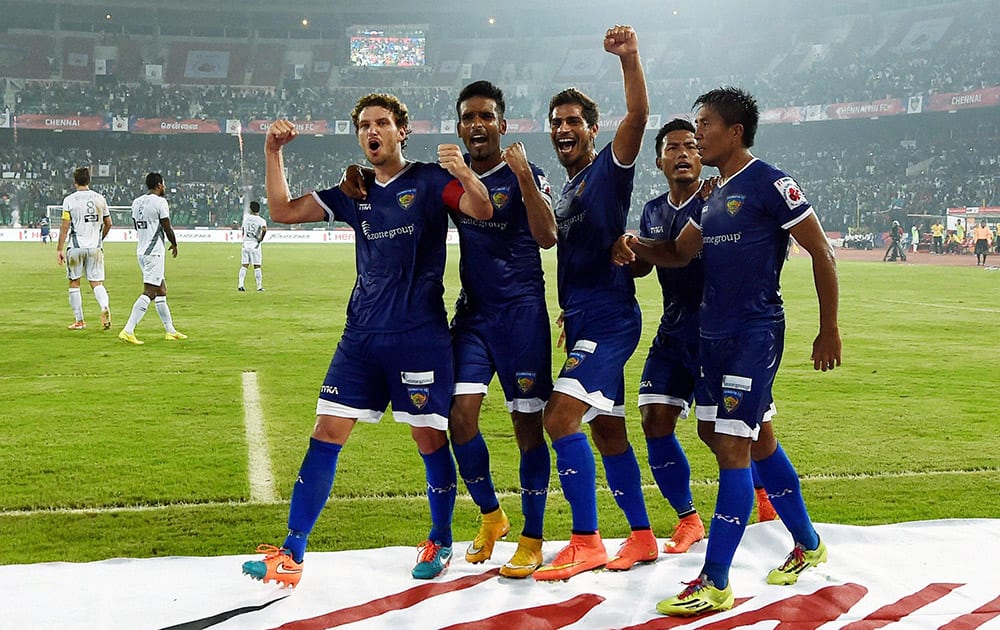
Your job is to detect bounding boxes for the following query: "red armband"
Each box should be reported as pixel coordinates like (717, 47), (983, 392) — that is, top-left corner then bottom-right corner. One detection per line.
(442, 179), (465, 211)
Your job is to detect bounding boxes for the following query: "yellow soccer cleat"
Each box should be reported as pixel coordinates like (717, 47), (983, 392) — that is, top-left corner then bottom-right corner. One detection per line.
(767, 539), (827, 585)
(466, 506), (511, 564)
(656, 576), (734, 617)
(118, 330), (144, 345)
(499, 535), (543, 579)
(164, 331), (188, 340)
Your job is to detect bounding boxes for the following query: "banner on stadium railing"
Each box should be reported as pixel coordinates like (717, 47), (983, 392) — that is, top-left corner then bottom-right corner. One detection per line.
(131, 118), (222, 134)
(244, 119), (330, 135)
(825, 98), (905, 120)
(0, 110), (9, 128)
(13, 114), (110, 131)
(927, 86), (1000, 112)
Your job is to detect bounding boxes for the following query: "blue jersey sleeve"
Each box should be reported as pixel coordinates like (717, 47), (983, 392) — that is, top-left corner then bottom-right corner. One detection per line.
(311, 186), (355, 226)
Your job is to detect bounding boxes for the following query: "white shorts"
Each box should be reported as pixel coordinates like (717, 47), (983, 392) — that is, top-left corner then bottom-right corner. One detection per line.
(241, 245), (262, 266)
(137, 253), (165, 285)
(65, 247), (105, 282)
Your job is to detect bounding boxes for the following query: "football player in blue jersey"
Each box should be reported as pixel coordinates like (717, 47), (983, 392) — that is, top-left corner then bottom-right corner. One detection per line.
(448, 80), (558, 578)
(533, 25), (657, 582)
(242, 93), (492, 587)
(627, 119), (710, 556)
(614, 87), (841, 616)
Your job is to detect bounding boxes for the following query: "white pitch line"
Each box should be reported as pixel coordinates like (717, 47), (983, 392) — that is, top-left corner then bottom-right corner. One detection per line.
(2, 467), (996, 518)
(242, 371), (278, 503)
(881, 299), (1000, 314)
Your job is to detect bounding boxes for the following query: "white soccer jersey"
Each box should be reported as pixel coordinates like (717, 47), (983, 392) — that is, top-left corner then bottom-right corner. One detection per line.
(61, 189), (110, 249)
(242, 214), (267, 247)
(131, 193), (170, 256)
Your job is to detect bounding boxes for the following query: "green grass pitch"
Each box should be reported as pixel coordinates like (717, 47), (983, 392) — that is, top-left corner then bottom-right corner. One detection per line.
(0, 240), (997, 564)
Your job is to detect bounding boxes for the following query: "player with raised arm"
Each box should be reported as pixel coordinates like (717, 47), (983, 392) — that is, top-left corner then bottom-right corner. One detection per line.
(614, 87), (840, 616)
(445, 80), (557, 578)
(533, 25), (656, 582)
(237, 201), (268, 292)
(118, 172), (186, 345)
(57, 167), (112, 331)
(241, 93), (491, 587)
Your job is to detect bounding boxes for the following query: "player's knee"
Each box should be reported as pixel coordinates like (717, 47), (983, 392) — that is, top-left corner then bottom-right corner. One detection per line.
(640, 405), (680, 438)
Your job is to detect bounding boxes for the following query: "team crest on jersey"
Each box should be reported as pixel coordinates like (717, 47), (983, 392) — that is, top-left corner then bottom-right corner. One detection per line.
(516, 371), (536, 393)
(574, 179), (587, 198)
(397, 189), (417, 210)
(725, 195), (746, 216)
(774, 176), (808, 210)
(722, 390), (743, 413)
(491, 187), (511, 209)
(408, 387), (430, 410)
(563, 352), (586, 372)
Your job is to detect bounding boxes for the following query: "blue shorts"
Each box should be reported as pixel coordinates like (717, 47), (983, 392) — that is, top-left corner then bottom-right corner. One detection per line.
(695, 322), (784, 438)
(316, 324), (453, 430)
(451, 299), (552, 414)
(638, 325), (700, 415)
(554, 301), (642, 422)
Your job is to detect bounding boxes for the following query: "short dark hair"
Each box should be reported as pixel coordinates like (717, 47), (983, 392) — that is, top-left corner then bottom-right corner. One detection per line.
(73, 167), (90, 187)
(145, 172), (163, 190)
(249, 201), (260, 213)
(351, 93), (410, 149)
(456, 80), (506, 119)
(654, 118), (696, 158)
(549, 88), (599, 127)
(693, 86), (759, 148)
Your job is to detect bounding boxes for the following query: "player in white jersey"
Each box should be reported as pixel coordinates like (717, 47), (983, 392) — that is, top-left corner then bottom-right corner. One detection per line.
(238, 201), (268, 292)
(56, 167), (112, 330)
(118, 172), (187, 345)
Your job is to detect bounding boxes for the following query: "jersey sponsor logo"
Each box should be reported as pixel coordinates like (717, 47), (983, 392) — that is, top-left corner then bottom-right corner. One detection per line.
(571, 340), (597, 353)
(358, 202), (372, 212)
(516, 371), (536, 393)
(648, 225), (664, 235)
(320, 385), (339, 395)
(774, 176), (808, 210)
(726, 195), (746, 216)
(408, 387), (429, 410)
(401, 371), (435, 385)
(490, 187), (510, 209)
(722, 374), (752, 391)
(397, 189), (416, 210)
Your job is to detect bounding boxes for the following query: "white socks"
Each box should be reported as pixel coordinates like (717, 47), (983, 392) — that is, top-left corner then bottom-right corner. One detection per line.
(124, 295), (150, 334)
(68, 288), (83, 321)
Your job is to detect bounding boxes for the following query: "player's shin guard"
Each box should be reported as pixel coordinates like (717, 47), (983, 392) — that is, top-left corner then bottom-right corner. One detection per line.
(421, 444), (457, 547)
(702, 467), (754, 589)
(452, 432), (499, 514)
(647, 434), (696, 517)
(153, 296), (176, 334)
(69, 287), (84, 321)
(285, 438), (342, 562)
(124, 294), (150, 333)
(754, 443), (819, 550)
(520, 444), (550, 539)
(603, 444), (651, 529)
(553, 433), (598, 533)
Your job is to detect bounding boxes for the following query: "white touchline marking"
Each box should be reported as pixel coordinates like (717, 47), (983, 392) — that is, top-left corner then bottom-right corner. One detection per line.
(243, 371), (278, 503)
(2, 468), (996, 517)
(881, 299), (1000, 314)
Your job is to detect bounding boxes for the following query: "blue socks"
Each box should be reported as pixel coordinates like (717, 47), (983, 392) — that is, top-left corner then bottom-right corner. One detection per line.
(702, 467), (754, 589)
(602, 444), (651, 529)
(754, 443), (819, 550)
(285, 438), (342, 562)
(421, 444), (457, 547)
(552, 433), (598, 534)
(452, 432), (500, 514)
(647, 434), (696, 518)
(519, 444), (550, 539)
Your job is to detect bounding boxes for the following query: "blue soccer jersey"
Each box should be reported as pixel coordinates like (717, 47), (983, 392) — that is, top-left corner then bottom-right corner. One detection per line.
(554, 143), (636, 314)
(313, 161), (463, 334)
(695, 158), (813, 338)
(639, 189), (705, 336)
(451, 160), (551, 310)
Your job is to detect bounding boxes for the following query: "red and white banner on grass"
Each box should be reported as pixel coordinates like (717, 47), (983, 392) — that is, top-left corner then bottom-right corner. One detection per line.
(3, 519), (998, 629)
